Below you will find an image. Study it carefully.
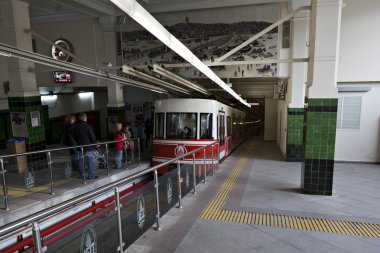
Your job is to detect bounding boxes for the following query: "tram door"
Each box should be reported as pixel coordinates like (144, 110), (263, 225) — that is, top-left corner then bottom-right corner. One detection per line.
(218, 111), (226, 158)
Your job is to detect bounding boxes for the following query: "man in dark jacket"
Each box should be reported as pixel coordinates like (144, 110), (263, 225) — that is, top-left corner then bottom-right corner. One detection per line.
(62, 114), (77, 171)
(73, 113), (98, 180)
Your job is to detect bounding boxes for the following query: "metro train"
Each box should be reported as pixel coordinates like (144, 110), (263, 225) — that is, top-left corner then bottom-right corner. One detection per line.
(152, 98), (249, 173)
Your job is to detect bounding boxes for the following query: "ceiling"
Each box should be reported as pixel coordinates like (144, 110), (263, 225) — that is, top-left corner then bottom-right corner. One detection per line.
(26, 0), (286, 20)
(23, 0), (284, 107)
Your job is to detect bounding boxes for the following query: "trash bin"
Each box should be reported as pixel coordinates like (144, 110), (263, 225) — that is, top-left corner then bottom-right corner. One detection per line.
(6, 138), (28, 174)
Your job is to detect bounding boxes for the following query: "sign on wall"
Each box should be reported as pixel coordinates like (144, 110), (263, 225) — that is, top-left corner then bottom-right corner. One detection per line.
(10, 112), (27, 137)
(31, 111), (41, 127)
(53, 71), (73, 84)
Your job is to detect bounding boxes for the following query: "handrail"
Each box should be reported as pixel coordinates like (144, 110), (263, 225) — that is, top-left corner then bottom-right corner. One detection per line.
(0, 138), (142, 210)
(0, 140), (219, 237)
(0, 138), (140, 159)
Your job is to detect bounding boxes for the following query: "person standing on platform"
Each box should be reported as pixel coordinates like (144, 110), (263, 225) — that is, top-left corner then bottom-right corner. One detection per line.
(62, 114), (77, 171)
(123, 123), (134, 163)
(137, 120), (144, 154)
(144, 118), (153, 151)
(73, 113), (98, 180)
(114, 122), (125, 169)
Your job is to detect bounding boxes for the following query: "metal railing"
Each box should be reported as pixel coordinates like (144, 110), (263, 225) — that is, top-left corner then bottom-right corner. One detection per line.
(0, 138), (142, 210)
(0, 141), (219, 253)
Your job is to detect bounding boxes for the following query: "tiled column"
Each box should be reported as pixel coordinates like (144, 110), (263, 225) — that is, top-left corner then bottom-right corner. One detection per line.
(107, 106), (126, 122)
(286, 108), (304, 161)
(107, 82), (125, 138)
(302, 99), (337, 195)
(8, 96), (47, 167)
(1, 0), (47, 168)
(302, 0), (342, 195)
(0, 110), (11, 149)
(107, 106), (126, 138)
(285, 2), (308, 161)
(100, 18), (126, 139)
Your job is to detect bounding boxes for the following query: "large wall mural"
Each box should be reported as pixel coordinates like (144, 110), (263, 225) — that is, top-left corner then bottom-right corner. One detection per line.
(117, 4), (280, 79)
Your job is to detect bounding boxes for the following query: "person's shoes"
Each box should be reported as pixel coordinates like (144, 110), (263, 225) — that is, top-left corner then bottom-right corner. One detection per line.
(87, 176), (99, 180)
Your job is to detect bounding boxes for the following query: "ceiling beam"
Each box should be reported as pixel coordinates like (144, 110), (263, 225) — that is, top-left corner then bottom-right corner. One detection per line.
(30, 12), (94, 23)
(52, 0), (99, 17)
(71, 0), (119, 16)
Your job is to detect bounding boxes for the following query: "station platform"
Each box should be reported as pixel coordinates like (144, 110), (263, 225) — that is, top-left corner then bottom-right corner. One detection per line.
(0, 148), (152, 225)
(127, 137), (380, 253)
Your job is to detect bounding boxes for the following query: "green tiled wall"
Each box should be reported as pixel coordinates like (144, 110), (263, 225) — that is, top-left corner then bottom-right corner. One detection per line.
(0, 109), (11, 149)
(107, 106), (126, 138)
(286, 108), (304, 161)
(8, 96), (47, 169)
(302, 98), (337, 196)
(107, 107), (125, 122)
(50, 118), (62, 143)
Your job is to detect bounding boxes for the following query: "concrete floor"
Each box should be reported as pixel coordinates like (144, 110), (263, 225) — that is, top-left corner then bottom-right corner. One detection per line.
(127, 137), (380, 253)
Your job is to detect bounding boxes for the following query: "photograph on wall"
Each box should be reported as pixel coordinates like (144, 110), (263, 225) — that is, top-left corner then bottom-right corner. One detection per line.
(117, 4), (280, 78)
(31, 111), (41, 127)
(10, 112), (28, 137)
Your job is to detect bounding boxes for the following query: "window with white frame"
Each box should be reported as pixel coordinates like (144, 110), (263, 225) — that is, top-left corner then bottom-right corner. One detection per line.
(337, 96), (362, 129)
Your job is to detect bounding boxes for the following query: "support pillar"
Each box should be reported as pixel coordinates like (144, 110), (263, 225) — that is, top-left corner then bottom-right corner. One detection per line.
(0, 54), (10, 149)
(99, 17), (126, 138)
(286, 1), (309, 161)
(107, 82), (125, 138)
(0, 0), (46, 167)
(302, 0), (342, 195)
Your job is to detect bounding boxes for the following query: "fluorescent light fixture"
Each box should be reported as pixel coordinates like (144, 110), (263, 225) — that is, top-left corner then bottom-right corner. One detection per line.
(249, 103), (260, 106)
(41, 95), (57, 101)
(0, 51), (11, 57)
(109, 0), (250, 108)
(123, 65), (191, 95)
(78, 92), (93, 99)
(153, 64), (210, 96)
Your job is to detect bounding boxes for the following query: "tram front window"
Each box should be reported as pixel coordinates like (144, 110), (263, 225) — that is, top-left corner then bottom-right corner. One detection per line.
(200, 113), (213, 139)
(155, 113), (164, 138)
(166, 113), (197, 139)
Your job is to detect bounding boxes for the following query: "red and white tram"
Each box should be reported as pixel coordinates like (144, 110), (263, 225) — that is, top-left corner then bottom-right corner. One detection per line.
(0, 99), (250, 253)
(152, 98), (248, 172)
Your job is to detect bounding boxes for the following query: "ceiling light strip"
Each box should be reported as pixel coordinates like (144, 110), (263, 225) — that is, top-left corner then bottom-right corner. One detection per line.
(153, 64), (210, 96)
(109, 0), (250, 108)
(122, 65), (191, 95)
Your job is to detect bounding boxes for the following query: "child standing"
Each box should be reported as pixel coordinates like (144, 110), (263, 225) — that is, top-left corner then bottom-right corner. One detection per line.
(114, 122), (125, 169)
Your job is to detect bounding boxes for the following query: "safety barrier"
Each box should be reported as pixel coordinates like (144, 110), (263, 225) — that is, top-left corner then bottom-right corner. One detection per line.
(0, 141), (219, 253)
(0, 138), (142, 210)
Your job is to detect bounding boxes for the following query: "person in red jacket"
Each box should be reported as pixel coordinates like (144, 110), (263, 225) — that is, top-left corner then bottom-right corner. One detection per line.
(114, 122), (125, 169)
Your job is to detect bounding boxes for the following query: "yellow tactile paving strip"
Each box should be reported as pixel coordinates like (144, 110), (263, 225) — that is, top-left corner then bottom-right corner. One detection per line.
(7, 178), (77, 198)
(199, 150), (380, 238)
